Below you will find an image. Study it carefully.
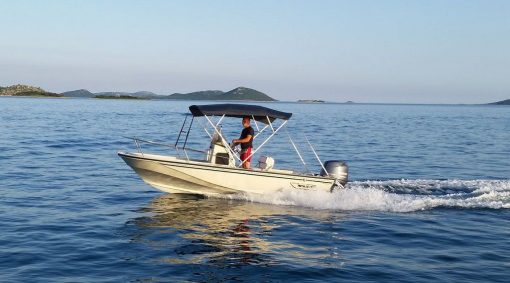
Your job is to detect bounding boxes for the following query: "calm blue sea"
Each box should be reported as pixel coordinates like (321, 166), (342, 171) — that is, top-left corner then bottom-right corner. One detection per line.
(1, 97), (509, 282)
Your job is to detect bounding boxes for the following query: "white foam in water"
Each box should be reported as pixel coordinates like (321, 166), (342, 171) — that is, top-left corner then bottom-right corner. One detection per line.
(220, 180), (510, 212)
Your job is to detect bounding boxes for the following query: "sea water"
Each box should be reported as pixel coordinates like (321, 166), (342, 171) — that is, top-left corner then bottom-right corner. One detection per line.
(1, 97), (509, 282)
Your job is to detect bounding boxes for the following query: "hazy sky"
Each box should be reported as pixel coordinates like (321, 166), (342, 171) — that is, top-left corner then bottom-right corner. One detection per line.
(1, 0), (509, 103)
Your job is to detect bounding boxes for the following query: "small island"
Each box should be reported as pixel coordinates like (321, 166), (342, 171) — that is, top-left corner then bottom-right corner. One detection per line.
(94, 95), (147, 100)
(0, 84), (62, 97)
(489, 99), (510, 105)
(297, 99), (325, 103)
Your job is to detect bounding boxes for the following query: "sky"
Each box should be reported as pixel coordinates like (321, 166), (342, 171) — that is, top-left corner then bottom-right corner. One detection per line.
(0, 0), (509, 103)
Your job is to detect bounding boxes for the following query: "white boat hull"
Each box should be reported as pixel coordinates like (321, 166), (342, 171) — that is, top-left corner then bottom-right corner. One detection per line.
(118, 152), (345, 196)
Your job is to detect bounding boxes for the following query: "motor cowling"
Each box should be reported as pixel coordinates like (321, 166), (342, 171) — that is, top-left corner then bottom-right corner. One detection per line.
(320, 160), (348, 183)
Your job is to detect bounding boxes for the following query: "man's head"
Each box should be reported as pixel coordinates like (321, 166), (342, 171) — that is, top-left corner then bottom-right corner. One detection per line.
(242, 116), (251, 128)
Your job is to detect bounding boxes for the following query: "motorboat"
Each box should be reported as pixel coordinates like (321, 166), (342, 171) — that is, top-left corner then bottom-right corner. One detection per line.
(118, 104), (348, 196)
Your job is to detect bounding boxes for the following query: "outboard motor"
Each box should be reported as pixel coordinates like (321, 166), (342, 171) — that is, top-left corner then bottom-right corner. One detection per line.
(320, 160), (348, 186)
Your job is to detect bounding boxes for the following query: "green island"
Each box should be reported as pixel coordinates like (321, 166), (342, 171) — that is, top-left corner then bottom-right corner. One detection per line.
(94, 95), (147, 100)
(62, 86), (276, 101)
(489, 99), (510, 105)
(166, 87), (275, 101)
(0, 84), (62, 97)
(297, 99), (326, 103)
(2, 85), (276, 101)
(6, 83), (507, 104)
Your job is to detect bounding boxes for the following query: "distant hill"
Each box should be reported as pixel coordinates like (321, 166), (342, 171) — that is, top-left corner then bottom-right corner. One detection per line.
(166, 90), (224, 100)
(94, 95), (147, 100)
(131, 91), (159, 98)
(56, 86), (277, 101)
(61, 89), (94, 97)
(61, 89), (159, 98)
(95, 91), (158, 97)
(166, 87), (276, 101)
(489, 99), (510, 105)
(0, 84), (62, 97)
(220, 87), (275, 101)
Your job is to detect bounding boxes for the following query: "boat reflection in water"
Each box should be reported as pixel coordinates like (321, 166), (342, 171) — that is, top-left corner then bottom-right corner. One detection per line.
(129, 194), (344, 273)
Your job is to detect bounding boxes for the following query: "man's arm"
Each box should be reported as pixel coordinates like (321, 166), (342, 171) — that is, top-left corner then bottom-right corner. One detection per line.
(233, 135), (252, 144)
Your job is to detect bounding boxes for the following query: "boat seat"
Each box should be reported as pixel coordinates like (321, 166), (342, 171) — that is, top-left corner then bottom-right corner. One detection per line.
(258, 156), (275, 170)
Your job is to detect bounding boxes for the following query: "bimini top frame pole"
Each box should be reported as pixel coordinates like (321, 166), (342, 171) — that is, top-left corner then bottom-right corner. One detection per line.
(203, 114), (242, 163)
(181, 116), (194, 161)
(239, 116), (287, 168)
(201, 114), (288, 167)
(286, 129), (310, 173)
(305, 135), (329, 176)
(175, 114), (190, 147)
(188, 104), (293, 167)
(253, 123), (270, 140)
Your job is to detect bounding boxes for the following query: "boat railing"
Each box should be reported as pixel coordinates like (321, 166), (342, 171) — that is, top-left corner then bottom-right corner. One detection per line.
(124, 136), (207, 161)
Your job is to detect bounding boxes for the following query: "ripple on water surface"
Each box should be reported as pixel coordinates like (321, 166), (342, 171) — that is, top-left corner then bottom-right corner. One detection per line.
(1, 98), (509, 282)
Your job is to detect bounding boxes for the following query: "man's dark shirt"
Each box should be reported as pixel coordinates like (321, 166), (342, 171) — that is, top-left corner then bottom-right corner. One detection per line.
(240, 126), (254, 149)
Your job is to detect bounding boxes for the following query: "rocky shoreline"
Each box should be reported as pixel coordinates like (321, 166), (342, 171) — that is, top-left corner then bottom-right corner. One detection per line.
(0, 84), (62, 97)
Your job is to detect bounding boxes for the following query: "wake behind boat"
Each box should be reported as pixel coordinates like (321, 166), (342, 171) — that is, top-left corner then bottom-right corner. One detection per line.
(118, 104), (348, 196)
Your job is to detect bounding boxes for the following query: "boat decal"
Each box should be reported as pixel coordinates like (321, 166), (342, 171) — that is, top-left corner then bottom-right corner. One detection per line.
(290, 182), (317, 190)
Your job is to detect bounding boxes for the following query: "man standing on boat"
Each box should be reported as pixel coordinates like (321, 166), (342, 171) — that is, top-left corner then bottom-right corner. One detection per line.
(232, 116), (254, 169)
